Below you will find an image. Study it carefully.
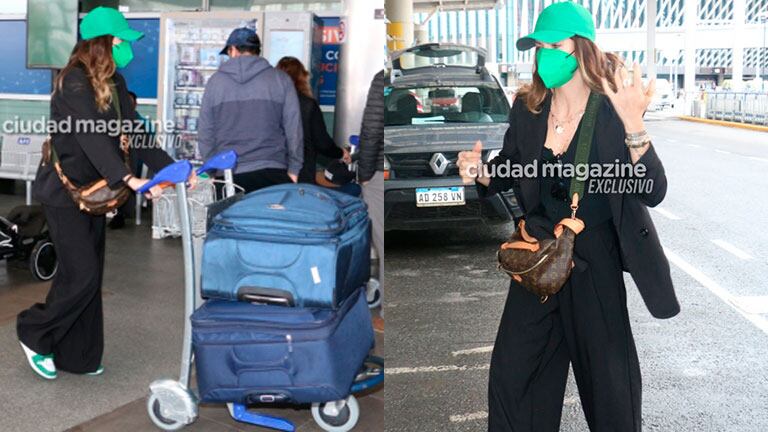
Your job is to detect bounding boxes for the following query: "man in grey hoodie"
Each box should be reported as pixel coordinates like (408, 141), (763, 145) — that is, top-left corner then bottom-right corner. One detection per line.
(198, 27), (303, 192)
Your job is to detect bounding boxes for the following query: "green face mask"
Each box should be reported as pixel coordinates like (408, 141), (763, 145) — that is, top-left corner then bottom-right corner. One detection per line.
(112, 41), (134, 68)
(535, 48), (578, 89)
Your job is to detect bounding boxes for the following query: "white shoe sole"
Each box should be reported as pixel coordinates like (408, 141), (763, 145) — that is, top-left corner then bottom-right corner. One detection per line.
(85, 367), (104, 376)
(19, 341), (57, 380)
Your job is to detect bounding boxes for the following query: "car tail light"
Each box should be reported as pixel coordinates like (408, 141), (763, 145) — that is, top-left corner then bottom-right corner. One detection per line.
(384, 157), (391, 180)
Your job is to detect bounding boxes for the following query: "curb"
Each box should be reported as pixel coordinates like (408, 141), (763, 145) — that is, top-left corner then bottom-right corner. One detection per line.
(677, 116), (768, 133)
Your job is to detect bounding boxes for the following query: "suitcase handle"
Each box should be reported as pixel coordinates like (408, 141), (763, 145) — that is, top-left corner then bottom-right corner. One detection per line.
(238, 287), (295, 307)
(245, 391), (291, 404)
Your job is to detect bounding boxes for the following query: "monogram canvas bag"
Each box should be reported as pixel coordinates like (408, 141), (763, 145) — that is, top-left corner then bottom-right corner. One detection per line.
(496, 91), (601, 302)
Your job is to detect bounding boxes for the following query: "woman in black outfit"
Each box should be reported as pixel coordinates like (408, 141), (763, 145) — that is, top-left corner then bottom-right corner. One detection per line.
(276, 57), (350, 184)
(17, 7), (174, 379)
(457, 3), (679, 431)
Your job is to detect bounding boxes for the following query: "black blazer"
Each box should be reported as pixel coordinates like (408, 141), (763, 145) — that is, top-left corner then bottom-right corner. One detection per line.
(33, 65), (173, 208)
(297, 93), (342, 184)
(480, 92), (680, 319)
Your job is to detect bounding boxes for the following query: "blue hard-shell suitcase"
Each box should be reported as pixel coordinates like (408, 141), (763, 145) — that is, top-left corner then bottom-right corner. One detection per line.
(191, 288), (374, 404)
(201, 183), (370, 308)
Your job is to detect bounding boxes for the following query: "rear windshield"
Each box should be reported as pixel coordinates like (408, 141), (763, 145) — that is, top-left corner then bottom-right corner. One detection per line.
(385, 85), (510, 126)
(396, 47), (480, 70)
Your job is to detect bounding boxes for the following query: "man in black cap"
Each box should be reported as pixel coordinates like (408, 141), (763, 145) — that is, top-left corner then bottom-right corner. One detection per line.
(198, 27), (303, 192)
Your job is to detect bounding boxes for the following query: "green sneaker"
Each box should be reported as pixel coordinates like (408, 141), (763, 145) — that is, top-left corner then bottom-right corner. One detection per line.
(85, 365), (104, 376)
(19, 341), (57, 380)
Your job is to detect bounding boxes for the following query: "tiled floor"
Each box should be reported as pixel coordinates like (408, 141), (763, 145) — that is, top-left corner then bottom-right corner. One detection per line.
(69, 396), (385, 432)
(1, 190), (384, 432)
(68, 338), (384, 432)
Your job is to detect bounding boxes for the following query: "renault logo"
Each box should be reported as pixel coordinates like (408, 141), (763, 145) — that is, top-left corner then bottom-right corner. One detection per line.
(429, 153), (450, 175)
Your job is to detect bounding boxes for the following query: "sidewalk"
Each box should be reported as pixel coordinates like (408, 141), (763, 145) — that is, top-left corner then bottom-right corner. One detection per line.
(677, 115), (768, 132)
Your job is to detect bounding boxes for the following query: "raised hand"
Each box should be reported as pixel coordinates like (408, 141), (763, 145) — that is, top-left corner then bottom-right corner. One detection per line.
(600, 60), (655, 134)
(457, 140), (484, 185)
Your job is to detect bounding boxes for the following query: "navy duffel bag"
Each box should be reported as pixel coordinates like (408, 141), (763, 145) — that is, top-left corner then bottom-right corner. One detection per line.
(201, 183), (371, 308)
(191, 288), (374, 404)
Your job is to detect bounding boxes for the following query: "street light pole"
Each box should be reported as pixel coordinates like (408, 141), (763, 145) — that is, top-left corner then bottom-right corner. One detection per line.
(759, 11), (768, 92)
(763, 14), (767, 92)
(646, 0), (657, 81)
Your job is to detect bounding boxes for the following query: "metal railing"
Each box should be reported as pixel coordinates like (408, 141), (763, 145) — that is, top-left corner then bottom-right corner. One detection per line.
(702, 92), (768, 126)
(0, 135), (45, 205)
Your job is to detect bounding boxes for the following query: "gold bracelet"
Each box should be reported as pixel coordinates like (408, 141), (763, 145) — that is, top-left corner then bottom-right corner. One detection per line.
(626, 140), (650, 149)
(625, 133), (650, 147)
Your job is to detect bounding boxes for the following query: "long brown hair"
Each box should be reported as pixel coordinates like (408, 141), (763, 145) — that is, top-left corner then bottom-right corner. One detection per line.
(55, 36), (116, 112)
(276, 56), (313, 99)
(517, 36), (624, 114)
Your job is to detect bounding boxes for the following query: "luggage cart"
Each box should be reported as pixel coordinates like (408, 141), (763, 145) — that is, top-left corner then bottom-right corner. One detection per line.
(140, 152), (384, 432)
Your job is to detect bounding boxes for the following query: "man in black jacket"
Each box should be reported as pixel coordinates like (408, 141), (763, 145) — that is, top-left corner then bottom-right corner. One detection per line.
(358, 70), (385, 312)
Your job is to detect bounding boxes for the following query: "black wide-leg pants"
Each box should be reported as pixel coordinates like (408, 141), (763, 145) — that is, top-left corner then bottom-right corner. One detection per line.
(17, 204), (106, 374)
(488, 221), (642, 432)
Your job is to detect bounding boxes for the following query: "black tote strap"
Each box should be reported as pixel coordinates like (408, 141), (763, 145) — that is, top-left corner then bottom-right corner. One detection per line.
(568, 91), (601, 202)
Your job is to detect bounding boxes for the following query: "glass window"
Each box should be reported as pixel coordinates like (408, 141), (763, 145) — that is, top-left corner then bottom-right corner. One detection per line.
(0, 0), (26, 15)
(385, 85), (510, 126)
(396, 45), (481, 71)
(209, 0), (341, 11)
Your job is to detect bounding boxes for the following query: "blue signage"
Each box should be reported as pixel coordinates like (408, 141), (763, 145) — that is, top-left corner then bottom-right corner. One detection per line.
(120, 18), (160, 99)
(316, 17), (340, 107)
(0, 20), (52, 95)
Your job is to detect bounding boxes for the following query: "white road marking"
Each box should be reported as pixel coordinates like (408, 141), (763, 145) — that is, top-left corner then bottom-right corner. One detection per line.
(452, 345), (494, 356)
(687, 144), (701, 148)
(450, 411), (488, 423)
(663, 247), (768, 336)
(714, 149), (731, 155)
(747, 156), (768, 163)
(667, 138), (678, 143)
(710, 239), (754, 260)
(732, 296), (768, 315)
(651, 207), (682, 220)
(388, 364), (490, 375)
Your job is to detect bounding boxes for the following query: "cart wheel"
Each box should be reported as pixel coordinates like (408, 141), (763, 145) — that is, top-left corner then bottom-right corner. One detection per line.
(366, 279), (381, 309)
(147, 393), (185, 431)
(311, 395), (360, 432)
(29, 240), (57, 281)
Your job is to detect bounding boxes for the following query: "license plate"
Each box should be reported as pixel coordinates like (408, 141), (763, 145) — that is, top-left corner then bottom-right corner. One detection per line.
(415, 187), (465, 207)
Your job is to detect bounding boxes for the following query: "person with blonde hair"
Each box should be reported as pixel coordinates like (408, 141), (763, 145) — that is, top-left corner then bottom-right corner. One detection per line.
(457, 2), (678, 430)
(18, 7), (172, 379)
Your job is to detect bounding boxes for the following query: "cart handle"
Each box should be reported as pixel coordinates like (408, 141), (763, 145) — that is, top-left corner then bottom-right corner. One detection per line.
(138, 160), (192, 194)
(196, 150), (237, 175)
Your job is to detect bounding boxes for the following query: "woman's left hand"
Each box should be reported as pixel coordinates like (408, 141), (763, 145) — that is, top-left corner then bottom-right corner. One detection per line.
(601, 61), (655, 134)
(342, 148), (352, 165)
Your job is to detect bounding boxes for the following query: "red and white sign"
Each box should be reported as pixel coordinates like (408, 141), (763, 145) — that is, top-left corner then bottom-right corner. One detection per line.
(322, 26), (341, 44)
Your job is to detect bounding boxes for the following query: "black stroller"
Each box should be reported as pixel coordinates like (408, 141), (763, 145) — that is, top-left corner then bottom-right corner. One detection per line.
(0, 205), (58, 281)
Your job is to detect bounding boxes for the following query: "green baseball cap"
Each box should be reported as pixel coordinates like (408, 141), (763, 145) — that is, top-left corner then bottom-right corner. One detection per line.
(80, 7), (143, 42)
(516, 1), (595, 51)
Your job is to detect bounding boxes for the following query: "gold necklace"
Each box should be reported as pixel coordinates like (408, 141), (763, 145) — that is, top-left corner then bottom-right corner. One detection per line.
(549, 106), (584, 135)
(549, 92), (588, 134)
